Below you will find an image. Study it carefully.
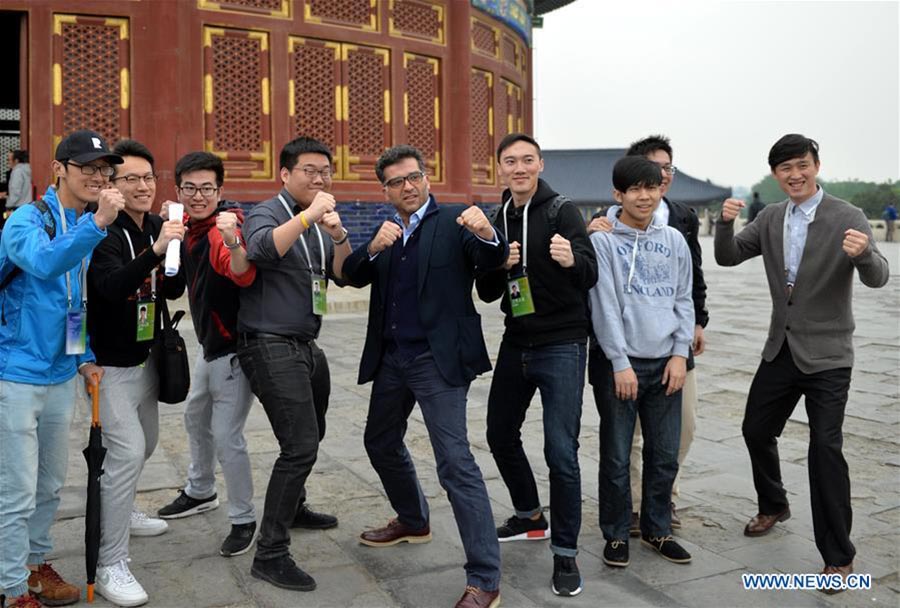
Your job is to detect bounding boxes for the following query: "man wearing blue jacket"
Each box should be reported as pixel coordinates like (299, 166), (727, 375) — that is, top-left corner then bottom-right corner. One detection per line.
(589, 156), (694, 569)
(0, 130), (125, 608)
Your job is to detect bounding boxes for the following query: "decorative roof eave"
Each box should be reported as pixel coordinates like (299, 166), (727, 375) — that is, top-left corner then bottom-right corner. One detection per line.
(471, 0), (532, 45)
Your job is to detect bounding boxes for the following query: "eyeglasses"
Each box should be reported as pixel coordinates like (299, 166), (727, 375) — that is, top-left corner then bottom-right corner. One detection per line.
(384, 171), (426, 190)
(178, 184), (219, 197)
(294, 165), (333, 180)
(657, 164), (677, 176)
(67, 162), (115, 177)
(112, 173), (157, 186)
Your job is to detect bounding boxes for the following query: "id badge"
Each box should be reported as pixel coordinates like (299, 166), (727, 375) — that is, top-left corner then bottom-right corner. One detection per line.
(66, 307), (87, 355)
(136, 300), (156, 342)
(507, 275), (535, 317)
(311, 273), (328, 316)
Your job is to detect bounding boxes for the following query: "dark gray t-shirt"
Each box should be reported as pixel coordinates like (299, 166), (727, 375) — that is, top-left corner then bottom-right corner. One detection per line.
(238, 188), (338, 339)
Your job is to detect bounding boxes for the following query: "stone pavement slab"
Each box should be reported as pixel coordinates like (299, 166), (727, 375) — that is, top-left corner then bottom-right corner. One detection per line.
(38, 237), (898, 607)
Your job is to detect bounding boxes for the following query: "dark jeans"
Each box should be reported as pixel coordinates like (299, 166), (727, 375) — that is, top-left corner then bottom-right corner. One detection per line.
(743, 341), (854, 567)
(297, 341), (329, 507)
(486, 340), (585, 557)
(365, 349), (500, 591)
(237, 334), (321, 561)
(598, 356), (681, 541)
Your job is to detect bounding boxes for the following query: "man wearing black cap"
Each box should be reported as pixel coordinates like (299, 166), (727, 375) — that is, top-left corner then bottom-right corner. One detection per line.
(0, 129), (125, 608)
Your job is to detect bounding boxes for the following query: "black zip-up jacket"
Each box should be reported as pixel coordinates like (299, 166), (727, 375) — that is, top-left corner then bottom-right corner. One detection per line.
(476, 178), (598, 347)
(87, 212), (186, 367)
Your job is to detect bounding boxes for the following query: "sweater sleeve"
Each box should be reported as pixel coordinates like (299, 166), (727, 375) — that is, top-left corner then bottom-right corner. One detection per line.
(672, 235), (695, 358)
(714, 212), (763, 266)
(589, 233), (630, 372)
(88, 228), (167, 303)
(208, 227), (257, 287)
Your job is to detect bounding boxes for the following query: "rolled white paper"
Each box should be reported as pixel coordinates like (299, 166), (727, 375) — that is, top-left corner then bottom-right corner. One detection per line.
(164, 203), (184, 277)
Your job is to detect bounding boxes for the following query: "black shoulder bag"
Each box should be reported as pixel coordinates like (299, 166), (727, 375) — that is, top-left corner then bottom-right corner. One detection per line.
(152, 297), (190, 403)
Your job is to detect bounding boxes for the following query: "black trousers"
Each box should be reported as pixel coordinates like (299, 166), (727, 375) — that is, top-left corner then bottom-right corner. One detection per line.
(742, 341), (854, 567)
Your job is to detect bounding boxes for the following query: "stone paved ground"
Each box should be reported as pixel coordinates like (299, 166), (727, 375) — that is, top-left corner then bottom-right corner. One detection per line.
(47, 237), (898, 607)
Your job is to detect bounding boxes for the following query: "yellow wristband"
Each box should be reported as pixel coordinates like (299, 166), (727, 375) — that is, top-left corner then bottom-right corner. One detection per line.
(299, 212), (310, 229)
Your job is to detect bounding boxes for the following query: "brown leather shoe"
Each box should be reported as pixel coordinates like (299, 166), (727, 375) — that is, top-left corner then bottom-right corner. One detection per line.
(743, 507), (790, 537)
(670, 503), (682, 529)
(27, 563), (80, 606)
(454, 585), (500, 608)
(820, 562), (853, 595)
(359, 518), (432, 547)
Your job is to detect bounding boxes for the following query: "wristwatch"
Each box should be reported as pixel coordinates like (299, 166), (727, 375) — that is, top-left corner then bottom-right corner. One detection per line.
(224, 235), (242, 250)
(332, 227), (349, 246)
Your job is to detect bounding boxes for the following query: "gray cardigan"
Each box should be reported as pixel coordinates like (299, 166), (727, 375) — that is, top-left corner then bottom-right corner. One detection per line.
(715, 192), (889, 373)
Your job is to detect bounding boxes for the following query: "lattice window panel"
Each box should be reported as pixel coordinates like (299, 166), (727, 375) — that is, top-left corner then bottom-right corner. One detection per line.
(403, 54), (441, 181)
(501, 34), (519, 70)
(494, 78), (508, 143)
(289, 38), (342, 177)
(305, 0), (378, 31)
(203, 27), (272, 179)
(471, 18), (498, 57)
(342, 45), (390, 181)
(390, 1), (444, 44)
(470, 69), (494, 185)
(198, 0), (290, 18)
(52, 15), (130, 148)
(502, 79), (523, 135)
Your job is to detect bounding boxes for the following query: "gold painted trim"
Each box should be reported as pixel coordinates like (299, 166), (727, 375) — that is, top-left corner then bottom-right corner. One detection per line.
(384, 90), (391, 125)
(434, 96), (440, 130)
(261, 76), (270, 115)
(433, 150), (442, 182)
(247, 30), (268, 53)
(488, 107), (494, 136)
(204, 74), (213, 114)
(335, 85), (344, 121)
(52, 14), (77, 36)
(52, 64), (62, 106)
(104, 17), (129, 40)
(288, 79), (295, 117)
(120, 68), (130, 110)
(341, 85), (349, 122)
(373, 47), (390, 66)
(304, 0), (380, 33)
(203, 27), (225, 48)
(403, 92), (409, 125)
(389, 0), (445, 45)
(469, 17), (500, 58)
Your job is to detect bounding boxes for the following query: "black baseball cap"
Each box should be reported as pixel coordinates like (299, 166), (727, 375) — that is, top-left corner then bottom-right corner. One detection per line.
(54, 130), (123, 165)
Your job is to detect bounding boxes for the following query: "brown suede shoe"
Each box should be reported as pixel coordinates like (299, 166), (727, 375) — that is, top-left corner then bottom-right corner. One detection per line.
(820, 562), (853, 595)
(743, 507), (790, 537)
(454, 585), (500, 608)
(359, 518), (432, 547)
(27, 563), (80, 606)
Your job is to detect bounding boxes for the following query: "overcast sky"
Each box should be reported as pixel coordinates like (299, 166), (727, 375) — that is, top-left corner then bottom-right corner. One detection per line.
(531, 0), (899, 190)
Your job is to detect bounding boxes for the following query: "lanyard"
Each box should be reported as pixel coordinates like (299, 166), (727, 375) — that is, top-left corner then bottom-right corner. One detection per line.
(277, 194), (326, 274)
(56, 200), (87, 308)
(502, 196), (530, 274)
(122, 229), (157, 300)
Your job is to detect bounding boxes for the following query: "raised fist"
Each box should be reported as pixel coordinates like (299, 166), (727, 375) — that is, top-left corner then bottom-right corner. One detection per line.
(95, 186), (125, 229)
(721, 198), (745, 223)
(367, 221), (403, 256)
(216, 211), (238, 245)
(549, 233), (575, 268)
(305, 191), (336, 224)
(456, 206), (495, 241)
(504, 241), (521, 270)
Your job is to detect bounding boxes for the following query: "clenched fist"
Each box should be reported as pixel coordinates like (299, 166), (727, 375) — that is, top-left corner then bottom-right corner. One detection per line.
(842, 228), (869, 258)
(367, 221), (403, 256)
(216, 211), (238, 245)
(320, 210), (345, 240)
(304, 191), (336, 224)
(549, 233), (575, 268)
(152, 218), (187, 255)
(721, 198), (745, 223)
(456, 206), (495, 241)
(95, 186), (125, 229)
(504, 241), (521, 270)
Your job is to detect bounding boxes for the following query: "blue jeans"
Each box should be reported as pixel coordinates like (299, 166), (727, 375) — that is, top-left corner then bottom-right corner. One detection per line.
(486, 340), (586, 557)
(0, 378), (76, 598)
(364, 349), (501, 591)
(598, 357), (681, 540)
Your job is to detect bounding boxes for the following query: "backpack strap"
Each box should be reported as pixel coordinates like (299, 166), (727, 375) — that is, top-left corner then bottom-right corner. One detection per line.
(547, 195), (571, 234)
(0, 199), (57, 291)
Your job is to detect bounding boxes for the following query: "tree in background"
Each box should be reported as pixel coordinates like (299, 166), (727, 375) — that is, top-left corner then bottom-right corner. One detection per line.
(749, 175), (900, 218)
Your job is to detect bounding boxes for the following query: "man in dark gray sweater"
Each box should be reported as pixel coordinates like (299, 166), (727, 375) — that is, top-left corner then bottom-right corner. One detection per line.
(715, 134), (889, 592)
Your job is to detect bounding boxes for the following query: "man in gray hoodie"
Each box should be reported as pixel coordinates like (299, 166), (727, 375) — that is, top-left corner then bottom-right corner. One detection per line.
(589, 156), (694, 569)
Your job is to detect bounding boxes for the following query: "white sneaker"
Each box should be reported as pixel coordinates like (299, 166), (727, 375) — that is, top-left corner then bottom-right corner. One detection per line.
(96, 560), (149, 607)
(130, 510), (168, 537)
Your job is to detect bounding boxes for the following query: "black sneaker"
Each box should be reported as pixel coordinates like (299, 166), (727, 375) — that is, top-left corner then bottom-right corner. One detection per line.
(641, 534), (692, 564)
(291, 504), (338, 530)
(497, 513), (550, 542)
(220, 522), (257, 557)
(629, 512), (640, 537)
(551, 555), (582, 597)
(603, 539), (629, 568)
(157, 490), (219, 519)
(251, 555), (316, 591)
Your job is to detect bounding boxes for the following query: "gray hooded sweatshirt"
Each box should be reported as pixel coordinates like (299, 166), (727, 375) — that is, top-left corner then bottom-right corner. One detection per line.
(589, 206), (694, 372)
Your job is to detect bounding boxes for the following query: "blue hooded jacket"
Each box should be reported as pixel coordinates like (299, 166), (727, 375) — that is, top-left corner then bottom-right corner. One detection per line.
(0, 185), (107, 384)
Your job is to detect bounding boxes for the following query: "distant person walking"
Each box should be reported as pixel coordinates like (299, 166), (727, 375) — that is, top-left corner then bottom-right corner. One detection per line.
(747, 192), (765, 223)
(882, 203), (897, 242)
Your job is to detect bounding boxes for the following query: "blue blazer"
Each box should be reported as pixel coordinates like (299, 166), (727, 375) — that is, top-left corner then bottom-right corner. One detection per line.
(343, 200), (508, 387)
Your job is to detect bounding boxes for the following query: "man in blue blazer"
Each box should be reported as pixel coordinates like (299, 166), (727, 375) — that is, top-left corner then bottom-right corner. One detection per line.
(342, 145), (506, 608)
